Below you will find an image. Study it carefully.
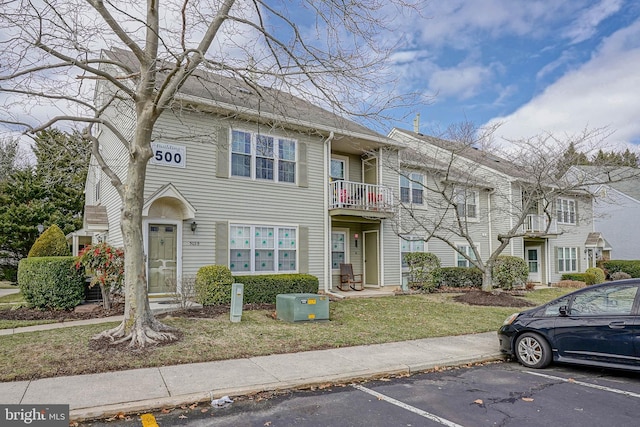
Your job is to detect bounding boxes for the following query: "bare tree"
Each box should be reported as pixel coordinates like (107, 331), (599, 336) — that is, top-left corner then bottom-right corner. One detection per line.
(388, 124), (640, 292)
(0, 1), (419, 347)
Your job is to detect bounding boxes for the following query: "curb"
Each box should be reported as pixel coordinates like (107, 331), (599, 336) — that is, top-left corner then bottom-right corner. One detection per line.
(69, 354), (503, 422)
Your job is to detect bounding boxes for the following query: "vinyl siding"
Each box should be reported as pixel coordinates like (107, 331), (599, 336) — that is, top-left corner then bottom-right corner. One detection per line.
(144, 110), (327, 285)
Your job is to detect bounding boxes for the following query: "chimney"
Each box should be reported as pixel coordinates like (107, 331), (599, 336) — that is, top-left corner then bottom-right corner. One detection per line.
(413, 113), (421, 133)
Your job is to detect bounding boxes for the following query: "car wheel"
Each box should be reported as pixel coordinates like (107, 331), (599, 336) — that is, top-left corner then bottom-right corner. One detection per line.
(515, 332), (552, 369)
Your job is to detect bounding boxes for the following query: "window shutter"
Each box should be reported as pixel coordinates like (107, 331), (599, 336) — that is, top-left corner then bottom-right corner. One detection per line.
(299, 226), (309, 273)
(553, 246), (559, 274)
(216, 127), (229, 178)
(298, 142), (308, 188)
(574, 200), (579, 225)
(577, 247), (582, 271)
(215, 222), (229, 266)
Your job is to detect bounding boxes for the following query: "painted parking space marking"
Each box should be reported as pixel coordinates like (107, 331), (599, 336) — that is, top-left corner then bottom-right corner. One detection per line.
(352, 384), (464, 427)
(524, 371), (640, 399)
(140, 413), (159, 427)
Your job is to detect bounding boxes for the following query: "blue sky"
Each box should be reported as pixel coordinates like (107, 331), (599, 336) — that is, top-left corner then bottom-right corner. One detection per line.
(383, 0), (640, 150)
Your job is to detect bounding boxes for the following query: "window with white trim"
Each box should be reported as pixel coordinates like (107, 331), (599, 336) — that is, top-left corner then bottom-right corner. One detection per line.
(556, 198), (576, 224)
(231, 130), (296, 183)
(331, 231), (347, 270)
(400, 172), (424, 204)
(330, 157), (347, 181)
(454, 188), (478, 219)
(229, 224), (297, 273)
(456, 244), (478, 267)
(557, 247), (578, 272)
(401, 235), (425, 269)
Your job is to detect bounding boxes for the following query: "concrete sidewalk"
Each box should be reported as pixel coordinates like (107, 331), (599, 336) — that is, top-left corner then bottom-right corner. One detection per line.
(0, 328), (501, 422)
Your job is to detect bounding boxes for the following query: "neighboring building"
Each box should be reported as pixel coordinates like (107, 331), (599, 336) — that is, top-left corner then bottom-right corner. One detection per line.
(81, 49), (404, 295)
(389, 128), (599, 285)
(569, 166), (638, 260)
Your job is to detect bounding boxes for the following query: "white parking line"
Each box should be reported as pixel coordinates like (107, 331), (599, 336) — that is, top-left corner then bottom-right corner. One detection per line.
(524, 371), (640, 399)
(351, 384), (465, 427)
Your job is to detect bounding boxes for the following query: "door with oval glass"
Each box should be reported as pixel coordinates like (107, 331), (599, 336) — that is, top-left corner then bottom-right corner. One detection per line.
(148, 224), (177, 294)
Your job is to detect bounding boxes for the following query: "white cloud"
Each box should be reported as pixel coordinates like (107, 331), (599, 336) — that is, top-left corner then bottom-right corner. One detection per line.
(428, 64), (494, 100)
(486, 20), (640, 147)
(563, 0), (624, 44)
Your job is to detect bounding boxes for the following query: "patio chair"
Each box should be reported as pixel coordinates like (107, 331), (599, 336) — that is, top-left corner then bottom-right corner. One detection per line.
(339, 263), (364, 291)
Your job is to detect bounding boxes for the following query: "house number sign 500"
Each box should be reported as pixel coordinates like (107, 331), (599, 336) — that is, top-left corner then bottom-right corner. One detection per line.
(150, 142), (186, 168)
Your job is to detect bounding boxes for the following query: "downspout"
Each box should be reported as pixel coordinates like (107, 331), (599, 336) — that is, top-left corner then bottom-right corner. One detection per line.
(487, 188), (495, 256)
(323, 132), (340, 297)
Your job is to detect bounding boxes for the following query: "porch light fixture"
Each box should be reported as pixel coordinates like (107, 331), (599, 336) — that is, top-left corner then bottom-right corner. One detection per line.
(190, 221), (198, 232)
(354, 233), (359, 248)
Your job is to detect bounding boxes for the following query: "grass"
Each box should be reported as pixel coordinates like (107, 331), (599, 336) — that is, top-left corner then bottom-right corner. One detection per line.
(0, 288), (577, 382)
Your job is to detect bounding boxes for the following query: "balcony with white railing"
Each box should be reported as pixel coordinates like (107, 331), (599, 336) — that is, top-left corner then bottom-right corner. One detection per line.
(524, 214), (558, 235)
(329, 180), (394, 218)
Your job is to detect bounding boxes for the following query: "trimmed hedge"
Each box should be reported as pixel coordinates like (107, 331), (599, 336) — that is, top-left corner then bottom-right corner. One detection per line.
(195, 265), (234, 306)
(599, 260), (640, 278)
(561, 272), (597, 285)
(585, 267), (605, 284)
(195, 264), (319, 305)
(17, 256), (85, 310)
(235, 274), (319, 304)
(437, 267), (483, 288)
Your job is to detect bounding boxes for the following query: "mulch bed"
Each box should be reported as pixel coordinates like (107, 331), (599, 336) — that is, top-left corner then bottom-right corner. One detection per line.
(0, 291), (531, 323)
(453, 290), (535, 308)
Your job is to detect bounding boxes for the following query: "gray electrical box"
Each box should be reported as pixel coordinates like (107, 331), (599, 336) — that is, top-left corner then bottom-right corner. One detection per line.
(276, 293), (329, 322)
(230, 283), (244, 323)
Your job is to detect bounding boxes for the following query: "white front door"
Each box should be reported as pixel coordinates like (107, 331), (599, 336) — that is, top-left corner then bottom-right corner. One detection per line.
(527, 247), (541, 283)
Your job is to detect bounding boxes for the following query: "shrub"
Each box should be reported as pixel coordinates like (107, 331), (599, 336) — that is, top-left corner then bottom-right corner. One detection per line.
(610, 271), (632, 280)
(492, 256), (529, 290)
(437, 267), (482, 288)
(18, 256), (85, 310)
(405, 252), (441, 291)
(561, 272), (597, 285)
(75, 243), (124, 309)
(27, 225), (70, 257)
(585, 267), (606, 284)
(236, 274), (319, 304)
(600, 260), (640, 278)
(195, 265), (234, 306)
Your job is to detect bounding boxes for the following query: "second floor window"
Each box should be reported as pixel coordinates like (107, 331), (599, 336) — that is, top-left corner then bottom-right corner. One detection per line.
(556, 198), (576, 224)
(400, 172), (424, 204)
(454, 188), (478, 219)
(231, 130), (296, 183)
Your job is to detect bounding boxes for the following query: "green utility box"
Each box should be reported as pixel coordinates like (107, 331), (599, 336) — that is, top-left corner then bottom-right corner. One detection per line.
(276, 293), (329, 322)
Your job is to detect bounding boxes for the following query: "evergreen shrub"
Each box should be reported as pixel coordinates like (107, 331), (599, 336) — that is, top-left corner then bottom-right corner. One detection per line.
(18, 256), (85, 310)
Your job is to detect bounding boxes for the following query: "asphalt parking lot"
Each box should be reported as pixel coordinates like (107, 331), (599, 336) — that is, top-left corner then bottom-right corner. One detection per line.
(82, 361), (640, 426)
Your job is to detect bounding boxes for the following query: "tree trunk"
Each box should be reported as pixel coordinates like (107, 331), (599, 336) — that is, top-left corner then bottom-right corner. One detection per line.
(481, 266), (494, 292)
(99, 283), (111, 310)
(93, 109), (177, 347)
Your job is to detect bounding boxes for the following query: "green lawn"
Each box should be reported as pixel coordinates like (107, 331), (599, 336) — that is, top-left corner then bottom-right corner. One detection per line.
(0, 288), (576, 382)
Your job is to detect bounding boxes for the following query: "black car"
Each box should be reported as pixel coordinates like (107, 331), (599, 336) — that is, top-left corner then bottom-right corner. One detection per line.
(498, 279), (640, 370)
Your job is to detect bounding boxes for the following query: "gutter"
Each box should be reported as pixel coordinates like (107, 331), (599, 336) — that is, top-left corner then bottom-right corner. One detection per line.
(323, 131), (335, 293)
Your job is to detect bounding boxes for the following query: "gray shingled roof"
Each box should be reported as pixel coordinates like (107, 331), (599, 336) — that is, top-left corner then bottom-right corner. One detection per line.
(393, 128), (528, 179)
(572, 165), (640, 201)
(103, 48), (393, 144)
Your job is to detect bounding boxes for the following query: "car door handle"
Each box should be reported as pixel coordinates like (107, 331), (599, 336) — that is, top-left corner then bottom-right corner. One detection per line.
(608, 321), (626, 329)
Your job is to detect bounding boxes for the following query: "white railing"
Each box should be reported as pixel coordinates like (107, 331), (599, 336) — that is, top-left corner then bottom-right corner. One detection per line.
(329, 180), (394, 212)
(524, 214), (557, 234)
